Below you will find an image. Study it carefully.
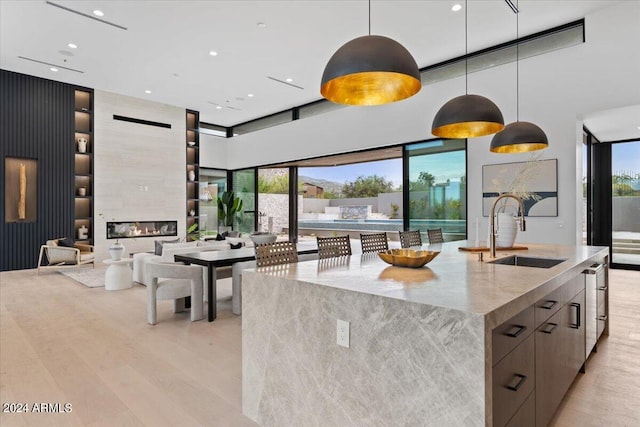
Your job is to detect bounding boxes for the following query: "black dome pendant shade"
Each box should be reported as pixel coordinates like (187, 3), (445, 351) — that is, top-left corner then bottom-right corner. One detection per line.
(321, 35), (421, 106)
(489, 0), (548, 153)
(430, 0), (504, 139)
(490, 121), (548, 153)
(431, 94), (505, 138)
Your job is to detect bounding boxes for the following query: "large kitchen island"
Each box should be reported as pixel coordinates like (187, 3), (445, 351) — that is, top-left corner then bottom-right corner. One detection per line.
(242, 242), (609, 427)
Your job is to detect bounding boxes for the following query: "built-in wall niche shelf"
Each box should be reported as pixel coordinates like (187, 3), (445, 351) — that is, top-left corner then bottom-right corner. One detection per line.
(74, 154), (92, 175)
(74, 88), (94, 243)
(74, 112), (91, 133)
(186, 109), (200, 236)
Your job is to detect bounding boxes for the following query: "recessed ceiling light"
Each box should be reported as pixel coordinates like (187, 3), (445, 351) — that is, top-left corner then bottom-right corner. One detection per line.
(145, 90), (152, 94)
(452, 4), (462, 12)
(50, 67), (58, 72)
(93, 10), (104, 17)
(248, 93), (254, 97)
(68, 43), (77, 49)
(286, 78), (293, 82)
(216, 106), (222, 110)
(257, 22), (266, 28)
(209, 50), (218, 56)
(637, 126), (640, 130)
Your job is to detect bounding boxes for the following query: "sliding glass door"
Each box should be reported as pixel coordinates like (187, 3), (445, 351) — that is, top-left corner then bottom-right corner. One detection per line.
(232, 169), (256, 234)
(611, 140), (640, 267)
(406, 139), (467, 242)
(587, 131), (639, 270)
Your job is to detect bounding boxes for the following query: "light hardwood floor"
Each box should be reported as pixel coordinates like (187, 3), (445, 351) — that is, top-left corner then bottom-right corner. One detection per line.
(1, 267), (638, 426)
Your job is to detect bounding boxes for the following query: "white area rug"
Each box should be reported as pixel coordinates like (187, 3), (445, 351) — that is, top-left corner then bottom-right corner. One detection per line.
(60, 267), (106, 288)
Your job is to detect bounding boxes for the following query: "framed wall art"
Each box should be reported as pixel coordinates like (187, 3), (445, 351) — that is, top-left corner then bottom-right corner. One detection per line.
(482, 158), (558, 217)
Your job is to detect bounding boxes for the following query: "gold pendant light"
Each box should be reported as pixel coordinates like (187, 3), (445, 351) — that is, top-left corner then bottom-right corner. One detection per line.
(320, 1), (421, 106)
(490, 0), (548, 153)
(432, 0), (504, 138)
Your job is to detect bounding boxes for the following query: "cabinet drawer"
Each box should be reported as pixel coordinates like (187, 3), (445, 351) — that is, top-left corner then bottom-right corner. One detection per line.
(493, 305), (534, 366)
(505, 391), (535, 427)
(493, 335), (535, 427)
(535, 285), (564, 327)
(564, 274), (584, 301)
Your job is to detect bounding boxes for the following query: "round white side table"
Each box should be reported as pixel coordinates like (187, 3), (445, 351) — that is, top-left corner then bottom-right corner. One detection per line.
(103, 258), (134, 291)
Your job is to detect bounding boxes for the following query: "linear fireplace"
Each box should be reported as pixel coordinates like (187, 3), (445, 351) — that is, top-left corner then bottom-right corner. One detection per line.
(106, 221), (177, 239)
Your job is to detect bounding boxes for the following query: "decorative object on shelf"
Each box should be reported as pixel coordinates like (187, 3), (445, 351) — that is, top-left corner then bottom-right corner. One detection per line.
(189, 209), (196, 217)
(109, 241), (125, 261)
(78, 225), (88, 240)
(482, 156), (558, 217)
(378, 249), (440, 268)
(78, 187), (86, 196)
(187, 141), (196, 146)
(490, 0), (548, 153)
(77, 137), (88, 153)
(320, 0), (420, 106)
(432, 0), (504, 138)
(188, 170), (196, 182)
(217, 191), (243, 231)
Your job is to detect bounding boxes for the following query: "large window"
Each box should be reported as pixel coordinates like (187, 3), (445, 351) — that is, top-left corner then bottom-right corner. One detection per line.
(232, 169), (256, 234)
(407, 139), (467, 242)
(258, 168), (290, 238)
(199, 168), (226, 235)
(297, 158), (403, 241)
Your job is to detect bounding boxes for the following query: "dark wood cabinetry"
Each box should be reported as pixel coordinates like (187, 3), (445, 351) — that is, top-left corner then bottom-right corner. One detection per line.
(186, 110), (199, 237)
(74, 89), (93, 243)
(493, 271), (594, 427)
(535, 276), (585, 427)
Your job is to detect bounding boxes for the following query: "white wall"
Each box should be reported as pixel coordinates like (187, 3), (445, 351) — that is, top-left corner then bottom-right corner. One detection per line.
(224, 1), (640, 245)
(94, 91), (185, 261)
(200, 132), (228, 169)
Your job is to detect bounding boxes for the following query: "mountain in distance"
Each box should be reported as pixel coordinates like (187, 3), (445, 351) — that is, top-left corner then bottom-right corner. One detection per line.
(299, 175), (344, 196)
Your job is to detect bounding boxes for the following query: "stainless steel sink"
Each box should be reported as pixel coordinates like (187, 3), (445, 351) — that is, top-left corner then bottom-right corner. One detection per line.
(488, 255), (567, 268)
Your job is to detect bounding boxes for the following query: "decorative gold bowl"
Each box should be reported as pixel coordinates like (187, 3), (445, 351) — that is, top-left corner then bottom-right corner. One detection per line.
(378, 249), (440, 268)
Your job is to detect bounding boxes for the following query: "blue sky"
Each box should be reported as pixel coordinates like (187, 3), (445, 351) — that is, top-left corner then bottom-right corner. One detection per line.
(299, 151), (466, 188)
(612, 141), (639, 174)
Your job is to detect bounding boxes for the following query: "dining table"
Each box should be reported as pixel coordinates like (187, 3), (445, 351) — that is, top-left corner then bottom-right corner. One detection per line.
(174, 242), (318, 322)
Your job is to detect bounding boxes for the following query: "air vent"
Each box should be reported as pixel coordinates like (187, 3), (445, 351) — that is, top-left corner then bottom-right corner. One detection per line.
(113, 115), (171, 129)
(267, 76), (304, 90)
(46, 1), (128, 30)
(18, 56), (83, 73)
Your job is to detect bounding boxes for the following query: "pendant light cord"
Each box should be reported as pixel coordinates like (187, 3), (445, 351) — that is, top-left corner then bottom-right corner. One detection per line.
(516, 0), (520, 121)
(465, 0), (468, 94)
(368, 0), (371, 35)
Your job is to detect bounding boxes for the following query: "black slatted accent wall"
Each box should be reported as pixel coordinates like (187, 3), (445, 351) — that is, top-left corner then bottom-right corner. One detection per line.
(1, 70), (75, 271)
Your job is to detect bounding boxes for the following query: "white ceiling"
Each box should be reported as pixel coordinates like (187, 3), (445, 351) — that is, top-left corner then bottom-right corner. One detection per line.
(1, 0), (633, 134)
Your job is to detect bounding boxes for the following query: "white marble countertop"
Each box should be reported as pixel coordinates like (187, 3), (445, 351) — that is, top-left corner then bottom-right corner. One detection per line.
(251, 241), (608, 328)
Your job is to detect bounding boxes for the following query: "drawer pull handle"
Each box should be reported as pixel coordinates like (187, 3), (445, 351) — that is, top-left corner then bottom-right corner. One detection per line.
(598, 315), (608, 321)
(505, 325), (527, 338)
(541, 322), (558, 334)
(597, 286), (608, 291)
(540, 300), (557, 310)
(570, 302), (581, 329)
(506, 374), (528, 392)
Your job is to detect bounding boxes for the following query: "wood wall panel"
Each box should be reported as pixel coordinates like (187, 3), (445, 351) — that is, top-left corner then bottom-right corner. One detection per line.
(1, 70), (75, 271)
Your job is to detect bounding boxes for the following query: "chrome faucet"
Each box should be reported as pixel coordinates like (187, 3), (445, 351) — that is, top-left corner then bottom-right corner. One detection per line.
(489, 194), (526, 258)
